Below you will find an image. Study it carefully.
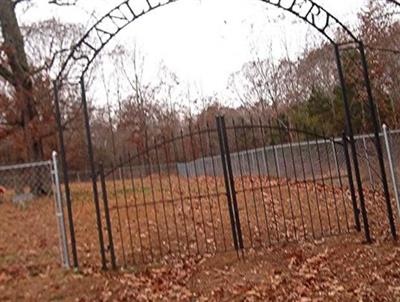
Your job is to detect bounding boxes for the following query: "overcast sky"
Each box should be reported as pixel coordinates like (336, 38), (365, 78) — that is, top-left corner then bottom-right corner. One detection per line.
(19, 0), (368, 104)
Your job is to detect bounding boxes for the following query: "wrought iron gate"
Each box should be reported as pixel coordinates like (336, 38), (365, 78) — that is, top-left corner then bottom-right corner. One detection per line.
(96, 116), (358, 269)
(52, 0), (398, 271)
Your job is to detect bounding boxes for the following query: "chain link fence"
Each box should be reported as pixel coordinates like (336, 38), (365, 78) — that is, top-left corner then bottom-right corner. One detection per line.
(0, 153), (70, 268)
(177, 138), (347, 183)
(65, 129), (400, 196)
(354, 128), (400, 193)
(0, 160), (53, 203)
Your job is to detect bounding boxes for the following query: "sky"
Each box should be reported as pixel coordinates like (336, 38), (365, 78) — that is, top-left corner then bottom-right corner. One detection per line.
(18, 0), (368, 104)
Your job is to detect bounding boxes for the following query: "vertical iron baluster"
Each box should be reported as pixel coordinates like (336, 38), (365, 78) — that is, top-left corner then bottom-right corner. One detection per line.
(197, 125), (218, 252)
(314, 133), (333, 235)
(342, 134), (361, 232)
(144, 139), (164, 257)
(259, 119), (280, 242)
(127, 153), (145, 262)
(206, 122), (227, 252)
(305, 135), (324, 237)
(119, 157), (136, 264)
(287, 128), (306, 239)
(294, 129), (315, 239)
(80, 78), (107, 270)
(251, 119), (272, 246)
(362, 138), (376, 189)
(362, 137), (380, 214)
(274, 121), (298, 240)
(171, 134), (191, 254)
(99, 163), (117, 269)
(154, 139), (172, 253)
(232, 120), (254, 247)
(322, 134), (341, 234)
(332, 141), (350, 233)
(267, 121), (288, 241)
(188, 125), (208, 252)
(137, 149), (154, 261)
(161, 136), (181, 254)
(241, 119), (262, 246)
(110, 162), (126, 267)
(180, 130), (200, 255)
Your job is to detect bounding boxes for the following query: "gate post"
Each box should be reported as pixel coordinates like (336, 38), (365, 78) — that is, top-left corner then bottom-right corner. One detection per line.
(383, 125), (400, 221)
(359, 42), (397, 240)
(216, 116), (244, 255)
(334, 45), (371, 243)
(52, 151), (70, 269)
(53, 80), (79, 269)
(220, 116), (244, 250)
(80, 77), (107, 269)
(342, 134), (361, 232)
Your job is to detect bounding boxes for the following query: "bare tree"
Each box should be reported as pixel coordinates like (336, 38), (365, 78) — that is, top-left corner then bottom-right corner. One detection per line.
(0, 0), (84, 193)
(102, 44), (183, 160)
(0, 0), (44, 167)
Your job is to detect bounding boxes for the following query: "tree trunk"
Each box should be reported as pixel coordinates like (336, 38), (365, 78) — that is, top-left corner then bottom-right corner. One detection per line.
(0, 0), (47, 195)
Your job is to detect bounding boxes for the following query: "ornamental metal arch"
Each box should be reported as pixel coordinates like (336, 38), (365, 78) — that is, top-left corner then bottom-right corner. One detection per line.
(56, 0), (360, 81)
(53, 0), (397, 270)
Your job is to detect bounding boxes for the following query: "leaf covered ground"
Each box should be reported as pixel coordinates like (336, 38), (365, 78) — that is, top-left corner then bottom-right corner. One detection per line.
(1, 192), (400, 301)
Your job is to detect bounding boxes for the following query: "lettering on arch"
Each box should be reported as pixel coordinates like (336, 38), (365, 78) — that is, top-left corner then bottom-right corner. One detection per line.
(58, 0), (356, 81)
(263, 0), (336, 34)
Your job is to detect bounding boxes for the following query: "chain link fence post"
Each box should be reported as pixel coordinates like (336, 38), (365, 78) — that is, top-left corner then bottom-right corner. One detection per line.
(383, 124), (400, 221)
(51, 151), (70, 269)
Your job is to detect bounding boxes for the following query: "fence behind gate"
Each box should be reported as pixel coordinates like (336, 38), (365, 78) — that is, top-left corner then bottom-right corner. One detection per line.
(0, 154), (70, 268)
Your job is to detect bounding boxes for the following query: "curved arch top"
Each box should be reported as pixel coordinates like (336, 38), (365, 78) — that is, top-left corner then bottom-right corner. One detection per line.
(57, 0), (359, 81)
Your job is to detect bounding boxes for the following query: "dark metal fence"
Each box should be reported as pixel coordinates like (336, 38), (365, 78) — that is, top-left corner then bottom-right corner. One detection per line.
(96, 116), (358, 268)
(50, 0), (399, 271)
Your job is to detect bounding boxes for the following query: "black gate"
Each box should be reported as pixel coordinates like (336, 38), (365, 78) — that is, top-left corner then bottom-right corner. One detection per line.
(96, 116), (359, 268)
(52, 0), (398, 271)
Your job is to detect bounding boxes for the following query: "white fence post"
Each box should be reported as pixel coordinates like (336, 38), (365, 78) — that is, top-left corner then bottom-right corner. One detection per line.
(52, 151), (70, 269)
(383, 124), (400, 220)
(274, 146), (281, 178)
(331, 140), (340, 179)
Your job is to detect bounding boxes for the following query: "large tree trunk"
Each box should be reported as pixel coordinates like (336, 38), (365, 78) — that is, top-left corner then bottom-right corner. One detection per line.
(0, 0), (47, 195)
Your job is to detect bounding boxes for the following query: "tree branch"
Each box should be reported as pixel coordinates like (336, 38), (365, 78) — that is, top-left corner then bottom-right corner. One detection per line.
(0, 64), (16, 86)
(48, 0), (78, 6)
(366, 45), (400, 55)
(30, 48), (69, 75)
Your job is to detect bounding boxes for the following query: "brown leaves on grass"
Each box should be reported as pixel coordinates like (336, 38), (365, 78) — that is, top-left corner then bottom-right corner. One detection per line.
(1, 181), (400, 301)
